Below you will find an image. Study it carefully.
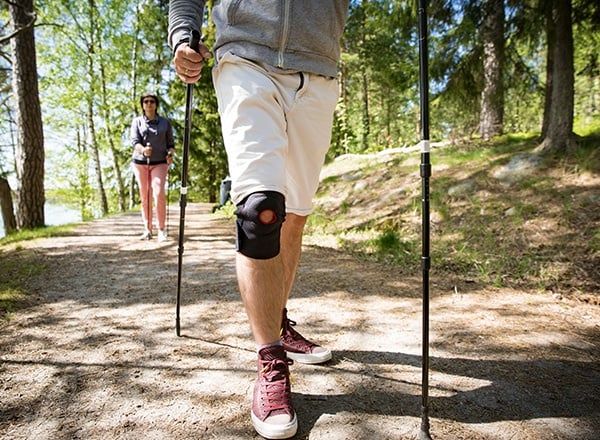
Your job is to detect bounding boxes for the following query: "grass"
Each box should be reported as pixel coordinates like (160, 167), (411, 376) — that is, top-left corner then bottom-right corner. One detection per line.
(0, 224), (78, 320)
(0, 248), (46, 320)
(0, 223), (77, 246)
(309, 132), (600, 299)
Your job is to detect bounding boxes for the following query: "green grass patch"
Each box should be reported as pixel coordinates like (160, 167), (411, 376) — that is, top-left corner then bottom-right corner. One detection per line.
(0, 288), (26, 318)
(0, 250), (46, 320)
(338, 227), (419, 266)
(0, 224), (77, 246)
(212, 200), (237, 218)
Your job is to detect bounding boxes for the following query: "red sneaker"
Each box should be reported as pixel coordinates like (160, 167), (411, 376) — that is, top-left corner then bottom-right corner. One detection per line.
(280, 308), (332, 364)
(251, 345), (297, 439)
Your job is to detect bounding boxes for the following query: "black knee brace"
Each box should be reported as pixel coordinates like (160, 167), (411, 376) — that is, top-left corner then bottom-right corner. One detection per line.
(234, 191), (286, 259)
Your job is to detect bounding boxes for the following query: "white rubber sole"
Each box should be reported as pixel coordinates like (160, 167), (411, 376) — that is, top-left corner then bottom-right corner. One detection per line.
(251, 411), (298, 439)
(285, 347), (332, 364)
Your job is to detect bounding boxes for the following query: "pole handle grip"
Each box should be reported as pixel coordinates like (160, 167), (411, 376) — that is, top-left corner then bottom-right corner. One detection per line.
(189, 30), (201, 52)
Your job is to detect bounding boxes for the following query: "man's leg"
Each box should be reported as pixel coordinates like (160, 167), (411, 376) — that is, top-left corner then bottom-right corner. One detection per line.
(278, 213), (332, 364)
(236, 207), (297, 439)
(236, 210), (306, 344)
(280, 213), (306, 302)
(236, 256), (285, 345)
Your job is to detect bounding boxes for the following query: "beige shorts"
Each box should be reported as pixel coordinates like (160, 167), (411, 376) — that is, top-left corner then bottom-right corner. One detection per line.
(212, 52), (339, 215)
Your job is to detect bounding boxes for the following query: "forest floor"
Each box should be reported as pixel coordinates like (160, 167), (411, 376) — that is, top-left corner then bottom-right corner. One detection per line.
(0, 199), (599, 439)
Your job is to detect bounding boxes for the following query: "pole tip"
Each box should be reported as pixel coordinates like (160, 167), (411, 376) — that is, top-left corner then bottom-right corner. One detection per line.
(419, 429), (432, 440)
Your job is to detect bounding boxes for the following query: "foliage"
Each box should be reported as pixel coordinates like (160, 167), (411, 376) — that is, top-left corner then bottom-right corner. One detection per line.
(166, 0), (228, 204)
(2, 0), (227, 223)
(0, 0), (598, 231)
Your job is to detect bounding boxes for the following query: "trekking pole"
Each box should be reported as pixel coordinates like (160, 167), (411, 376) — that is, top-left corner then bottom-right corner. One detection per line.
(167, 163), (171, 236)
(417, 1), (433, 439)
(176, 30), (201, 337)
(146, 144), (152, 237)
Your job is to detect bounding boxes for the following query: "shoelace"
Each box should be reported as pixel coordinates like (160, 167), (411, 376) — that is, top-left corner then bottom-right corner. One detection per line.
(258, 358), (293, 414)
(281, 318), (317, 352)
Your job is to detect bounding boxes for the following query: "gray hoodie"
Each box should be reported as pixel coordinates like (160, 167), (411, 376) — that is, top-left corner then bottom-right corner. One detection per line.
(168, 0), (350, 78)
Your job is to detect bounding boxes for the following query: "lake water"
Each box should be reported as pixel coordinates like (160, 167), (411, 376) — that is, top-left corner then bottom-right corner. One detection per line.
(0, 204), (82, 239)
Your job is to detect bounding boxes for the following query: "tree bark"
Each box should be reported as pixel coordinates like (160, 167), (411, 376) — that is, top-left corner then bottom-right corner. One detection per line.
(128, 2), (142, 210)
(9, 0), (45, 230)
(87, 0), (109, 216)
(0, 177), (17, 235)
(98, 40), (126, 212)
(537, 0), (577, 154)
(541, 0), (555, 139)
(358, 6), (370, 151)
(480, 0), (505, 139)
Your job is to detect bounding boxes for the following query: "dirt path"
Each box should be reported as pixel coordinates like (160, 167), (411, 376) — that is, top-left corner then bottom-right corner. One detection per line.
(1, 203), (599, 439)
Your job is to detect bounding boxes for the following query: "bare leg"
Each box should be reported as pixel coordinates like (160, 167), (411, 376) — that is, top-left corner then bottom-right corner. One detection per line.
(133, 163), (152, 232)
(236, 253), (285, 345)
(153, 163), (169, 230)
(278, 213), (331, 363)
(280, 213), (307, 303)
(236, 213), (307, 345)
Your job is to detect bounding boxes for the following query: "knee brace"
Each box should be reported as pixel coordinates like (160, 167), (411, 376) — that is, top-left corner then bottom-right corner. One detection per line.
(235, 191), (286, 259)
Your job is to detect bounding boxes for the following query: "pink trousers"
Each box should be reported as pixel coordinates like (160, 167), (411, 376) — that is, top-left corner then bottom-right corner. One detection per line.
(133, 162), (169, 231)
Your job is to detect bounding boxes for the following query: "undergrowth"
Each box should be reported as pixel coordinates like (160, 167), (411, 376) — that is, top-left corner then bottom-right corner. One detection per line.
(308, 134), (600, 298)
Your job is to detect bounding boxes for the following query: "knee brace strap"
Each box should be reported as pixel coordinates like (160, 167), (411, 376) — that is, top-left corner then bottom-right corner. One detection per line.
(235, 191), (286, 259)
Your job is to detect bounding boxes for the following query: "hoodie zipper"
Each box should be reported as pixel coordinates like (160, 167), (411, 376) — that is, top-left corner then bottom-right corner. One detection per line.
(277, 0), (291, 68)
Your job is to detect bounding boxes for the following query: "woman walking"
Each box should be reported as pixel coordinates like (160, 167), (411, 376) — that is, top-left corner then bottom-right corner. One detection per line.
(130, 92), (175, 241)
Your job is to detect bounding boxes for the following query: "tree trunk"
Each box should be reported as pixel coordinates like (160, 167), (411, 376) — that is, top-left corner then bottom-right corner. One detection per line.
(98, 40), (127, 212)
(87, 0), (109, 216)
(537, 0), (577, 154)
(9, 0), (45, 230)
(338, 52), (350, 155)
(480, 0), (505, 140)
(360, 65), (370, 151)
(358, 6), (369, 151)
(0, 177), (17, 235)
(131, 2), (141, 116)
(128, 2), (142, 210)
(87, 96), (109, 216)
(541, 0), (555, 139)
